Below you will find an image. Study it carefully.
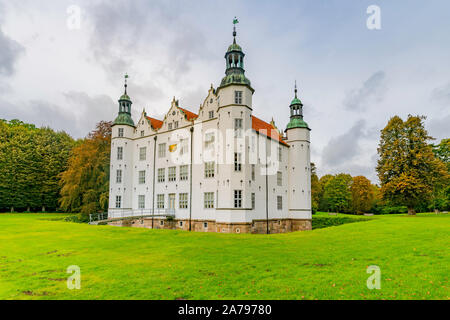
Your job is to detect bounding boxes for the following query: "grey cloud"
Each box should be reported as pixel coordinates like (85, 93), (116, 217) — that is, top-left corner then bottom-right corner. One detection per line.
(322, 119), (366, 167)
(0, 27), (24, 77)
(0, 92), (116, 138)
(427, 114), (450, 142)
(344, 71), (386, 111)
(431, 82), (450, 106)
(86, 0), (208, 81)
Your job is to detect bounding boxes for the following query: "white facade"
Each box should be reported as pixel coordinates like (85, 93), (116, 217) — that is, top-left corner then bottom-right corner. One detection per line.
(107, 28), (312, 232)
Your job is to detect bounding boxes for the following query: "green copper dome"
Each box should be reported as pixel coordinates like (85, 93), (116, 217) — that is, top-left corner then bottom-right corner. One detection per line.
(220, 73), (252, 87)
(114, 113), (135, 127)
(290, 97), (302, 105)
(286, 117), (309, 130)
(119, 93), (131, 101)
(227, 42), (242, 52)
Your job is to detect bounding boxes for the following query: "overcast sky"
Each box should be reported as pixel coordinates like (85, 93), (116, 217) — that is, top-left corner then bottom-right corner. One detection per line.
(0, 0), (449, 182)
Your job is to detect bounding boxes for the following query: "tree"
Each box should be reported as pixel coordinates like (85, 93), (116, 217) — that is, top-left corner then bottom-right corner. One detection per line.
(318, 174), (333, 211)
(322, 173), (352, 213)
(310, 163), (321, 214)
(59, 121), (112, 218)
(350, 176), (374, 214)
(376, 115), (448, 214)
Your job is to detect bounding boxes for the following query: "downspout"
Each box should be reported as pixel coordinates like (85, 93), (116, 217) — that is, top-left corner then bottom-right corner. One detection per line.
(266, 138), (269, 234)
(152, 135), (157, 229)
(189, 126), (194, 231)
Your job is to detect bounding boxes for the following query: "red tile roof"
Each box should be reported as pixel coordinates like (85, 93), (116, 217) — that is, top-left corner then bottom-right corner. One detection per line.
(178, 107), (198, 121)
(145, 116), (163, 130)
(252, 116), (289, 146)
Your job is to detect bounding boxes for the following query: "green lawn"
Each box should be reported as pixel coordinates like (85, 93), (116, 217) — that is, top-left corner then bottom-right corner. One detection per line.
(0, 212), (448, 300)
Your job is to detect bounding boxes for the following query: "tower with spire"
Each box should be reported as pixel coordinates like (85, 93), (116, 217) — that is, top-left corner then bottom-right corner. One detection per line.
(285, 82), (312, 229)
(109, 74), (135, 213)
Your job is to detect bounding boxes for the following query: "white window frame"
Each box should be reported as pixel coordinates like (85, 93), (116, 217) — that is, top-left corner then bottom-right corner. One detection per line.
(158, 143), (166, 158)
(117, 146), (123, 160)
(278, 147), (282, 162)
(234, 190), (242, 208)
(180, 165), (188, 181)
(180, 138), (189, 155)
(179, 193), (188, 209)
(168, 166), (176, 182)
(251, 193), (255, 209)
(118, 128), (124, 137)
(168, 123), (172, 130)
(234, 152), (242, 172)
(208, 110), (214, 119)
(277, 171), (282, 186)
(116, 169), (122, 183)
(204, 161), (215, 178)
(204, 192), (214, 209)
(234, 118), (243, 138)
(204, 132), (215, 150)
(251, 164), (255, 181)
(157, 168), (165, 183)
(234, 91), (243, 104)
(138, 170), (146, 184)
(138, 195), (145, 209)
(115, 195), (121, 208)
(277, 196), (283, 210)
(157, 194), (165, 209)
(139, 147), (146, 161)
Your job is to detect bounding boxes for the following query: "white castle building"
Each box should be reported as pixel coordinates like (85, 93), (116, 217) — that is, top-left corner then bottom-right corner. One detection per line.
(108, 24), (312, 233)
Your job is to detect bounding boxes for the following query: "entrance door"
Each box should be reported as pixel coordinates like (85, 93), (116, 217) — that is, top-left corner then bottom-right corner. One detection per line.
(168, 194), (176, 211)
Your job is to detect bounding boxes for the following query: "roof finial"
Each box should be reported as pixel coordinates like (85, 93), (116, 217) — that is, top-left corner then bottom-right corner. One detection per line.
(124, 73), (129, 94)
(233, 17), (239, 43)
(294, 80), (298, 98)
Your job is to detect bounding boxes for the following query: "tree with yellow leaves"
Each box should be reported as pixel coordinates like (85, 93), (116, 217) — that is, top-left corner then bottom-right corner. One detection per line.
(350, 176), (374, 214)
(376, 115), (448, 215)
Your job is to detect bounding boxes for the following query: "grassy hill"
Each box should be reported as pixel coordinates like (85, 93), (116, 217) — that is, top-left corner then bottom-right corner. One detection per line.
(0, 212), (448, 300)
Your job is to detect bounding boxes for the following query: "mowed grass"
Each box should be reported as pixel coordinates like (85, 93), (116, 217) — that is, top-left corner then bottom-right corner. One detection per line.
(0, 213), (448, 300)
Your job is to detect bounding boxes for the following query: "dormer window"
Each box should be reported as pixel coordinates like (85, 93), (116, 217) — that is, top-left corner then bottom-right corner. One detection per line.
(174, 121), (179, 129)
(168, 123), (172, 130)
(140, 130), (144, 137)
(208, 111), (214, 119)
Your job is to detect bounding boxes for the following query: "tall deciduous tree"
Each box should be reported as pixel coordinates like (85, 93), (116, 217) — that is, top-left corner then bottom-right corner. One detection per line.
(322, 173), (352, 213)
(310, 163), (321, 213)
(376, 115), (448, 214)
(59, 121), (111, 218)
(350, 176), (374, 214)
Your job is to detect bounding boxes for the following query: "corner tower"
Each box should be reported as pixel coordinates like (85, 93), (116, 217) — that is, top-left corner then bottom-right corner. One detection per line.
(109, 75), (135, 217)
(216, 18), (254, 217)
(285, 83), (312, 230)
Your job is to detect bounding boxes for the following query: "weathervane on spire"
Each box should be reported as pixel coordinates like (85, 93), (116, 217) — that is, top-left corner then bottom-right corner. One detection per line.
(124, 73), (129, 94)
(294, 80), (298, 98)
(233, 17), (239, 41)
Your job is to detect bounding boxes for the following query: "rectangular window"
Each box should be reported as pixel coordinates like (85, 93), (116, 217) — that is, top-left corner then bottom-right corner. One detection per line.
(204, 192), (214, 209)
(179, 193), (188, 209)
(157, 194), (165, 209)
(168, 193), (175, 209)
(234, 91), (243, 104)
(116, 169), (122, 183)
(234, 152), (242, 172)
(138, 195), (145, 209)
(138, 170), (146, 184)
(251, 193), (255, 209)
(204, 132), (215, 150)
(278, 147), (282, 162)
(139, 147), (146, 161)
(174, 121), (179, 129)
(234, 190), (242, 208)
(115, 195), (121, 208)
(158, 143), (166, 158)
(204, 161), (215, 178)
(179, 221), (183, 227)
(117, 146), (123, 160)
(180, 165), (189, 181)
(251, 164), (255, 181)
(118, 128), (124, 137)
(180, 138), (189, 155)
(277, 196), (283, 210)
(168, 166), (176, 182)
(208, 110), (214, 119)
(204, 222), (208, 229)
(140, 130), (144, 137)
(168, 123), (172, 130)
(157, 168), (165, 183)
(277, 171), (282, 186)
(234, 118), (243, 138)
